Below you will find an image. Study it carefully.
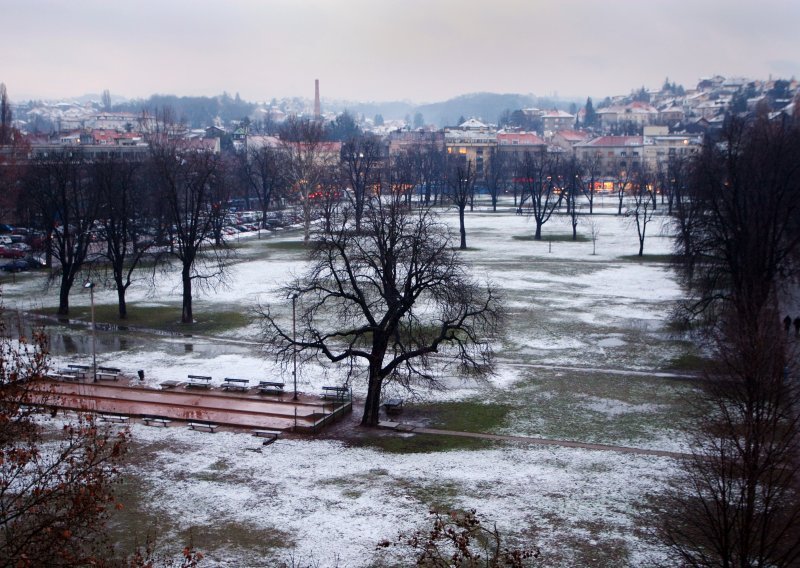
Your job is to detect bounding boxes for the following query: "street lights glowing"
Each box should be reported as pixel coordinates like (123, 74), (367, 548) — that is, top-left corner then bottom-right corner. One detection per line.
(84, 281), (97, 382)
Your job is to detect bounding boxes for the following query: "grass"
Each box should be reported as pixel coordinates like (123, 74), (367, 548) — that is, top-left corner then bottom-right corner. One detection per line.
(351, 432), (497, 454)
(39, 304), (251, 336)
(619, 254), (676, 263)
(493, 369), (697, 445)
(262, 240), (309, 252)
(665, 351), (711, 372)
(513, 233), (590, 242)
(421, 400), (510, 432)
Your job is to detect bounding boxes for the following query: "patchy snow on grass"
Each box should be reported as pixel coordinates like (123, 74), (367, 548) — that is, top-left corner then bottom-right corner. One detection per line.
(3, 202), (695, 565)
(127, 423), (677, 567)
(581, 396), (666, 417)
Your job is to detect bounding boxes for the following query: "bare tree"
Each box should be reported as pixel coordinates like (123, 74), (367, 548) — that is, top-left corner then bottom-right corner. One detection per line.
(24, 150), (99, 316)
(516, 150), (561, 240)
(674, 117), (800, 323)
(663, 116), (800, 566)
(445, 156), (476, 250)
(279, 117), (331, 244)
(239, 142), (287, 229)
(624, 166), (657, 256)
(563, 156), (584, 241)
(149, 139), (230, 324)
(91, 155), (152, 319)
(581, 153), (602, 215)
(484, 147), (509, 212)
(406, 135), (445, 206)
(340, 133), (382, 232)
(659, 310), (800, 567)
(259, 189), (502, 427)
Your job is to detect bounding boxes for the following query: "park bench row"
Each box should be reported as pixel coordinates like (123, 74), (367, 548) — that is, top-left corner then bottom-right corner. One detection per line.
(49, 365), (122, 382)
(185, 377), (352, 402)
(182, 376), (287, 395)
(97, 414), (281, 442)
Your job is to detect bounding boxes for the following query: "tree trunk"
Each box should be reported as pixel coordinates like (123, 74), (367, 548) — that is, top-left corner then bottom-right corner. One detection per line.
(361, 365), (382, 427)
(116, 281), (127, 319)
(459, 207), (467, 249)
(534, 221), (543, 240)
(181, 265), (193, 324)
(58, 280), (70, 316)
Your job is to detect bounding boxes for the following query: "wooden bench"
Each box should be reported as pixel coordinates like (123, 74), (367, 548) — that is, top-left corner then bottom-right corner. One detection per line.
(252, 429), (282, 445)
(99, 414), (129, 424)
(321, 386), (350, 401)
(96, 372), (119, 381)
(186, 375), (212, 389)
(96, 366), (121, 380)
(142, 417), (171, 427)
(383, 398), (404, 416)
(66, 365), (89, 378)
(50, 373), (80, 382)
(257, 381), (285, 395)
(188, 421), (218, 433)
(222, 377), (250, 391)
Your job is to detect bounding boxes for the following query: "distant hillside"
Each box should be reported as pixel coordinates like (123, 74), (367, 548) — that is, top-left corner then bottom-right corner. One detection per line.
(415, 92), (537, 127)
(327, 92), (580, 127)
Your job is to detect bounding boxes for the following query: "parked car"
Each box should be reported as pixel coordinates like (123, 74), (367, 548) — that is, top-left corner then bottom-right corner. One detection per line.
(1, 259), (30, 273)
(0, 244), (25, 258)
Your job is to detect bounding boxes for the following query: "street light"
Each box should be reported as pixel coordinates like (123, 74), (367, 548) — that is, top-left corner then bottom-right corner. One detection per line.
(84, 281), (97, 382)
(290, 293), (299, 400)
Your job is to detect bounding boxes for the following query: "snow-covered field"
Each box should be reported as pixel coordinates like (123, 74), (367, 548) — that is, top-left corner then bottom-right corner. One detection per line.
(1, 199), (695, 566)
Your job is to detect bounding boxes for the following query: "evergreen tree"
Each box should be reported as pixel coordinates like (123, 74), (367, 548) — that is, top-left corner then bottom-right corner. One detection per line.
(583, 97), (597, 128)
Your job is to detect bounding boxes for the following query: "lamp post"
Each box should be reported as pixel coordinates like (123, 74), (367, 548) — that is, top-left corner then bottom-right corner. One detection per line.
(290, 293), (298, 400)
(84, 281), (97, 382)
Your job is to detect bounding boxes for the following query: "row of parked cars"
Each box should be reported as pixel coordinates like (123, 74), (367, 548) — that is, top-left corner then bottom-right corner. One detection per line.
(0, 229), (44, 273)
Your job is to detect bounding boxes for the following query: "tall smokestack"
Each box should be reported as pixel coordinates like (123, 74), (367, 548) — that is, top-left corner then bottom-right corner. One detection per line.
(314, 79), (321, 120)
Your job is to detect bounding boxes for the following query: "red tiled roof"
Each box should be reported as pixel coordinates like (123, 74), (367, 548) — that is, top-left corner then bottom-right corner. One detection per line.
(497, 132), (545, 145)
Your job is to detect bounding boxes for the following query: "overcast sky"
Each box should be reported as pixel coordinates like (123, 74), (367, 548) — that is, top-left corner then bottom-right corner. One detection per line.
(5, 0), (800, 104)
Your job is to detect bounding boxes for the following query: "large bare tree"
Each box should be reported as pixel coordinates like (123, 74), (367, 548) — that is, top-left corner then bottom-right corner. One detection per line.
(259, 189), (502, 427)
(279, 117), (332, 244)
(624, 166), (657, 256)
(444, 155), (476, 250)
(340, 133), (382, 232)
(24, 151), (99, 316)
(484, 147), (509, 213)
(149, 140), (230, 324)
(664, 116), (800, 566)
(239, 141), (287, 229)
(516, 149), (561, 240)
(91, 155), (152, 319)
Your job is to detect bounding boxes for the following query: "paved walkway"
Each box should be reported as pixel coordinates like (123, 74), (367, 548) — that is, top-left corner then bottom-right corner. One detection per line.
(29, 379), (346, 431)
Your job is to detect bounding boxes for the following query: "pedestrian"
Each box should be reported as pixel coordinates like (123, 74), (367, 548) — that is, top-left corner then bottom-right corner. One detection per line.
(784, 315), (792, 333)
(794, 317), (800, 337)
